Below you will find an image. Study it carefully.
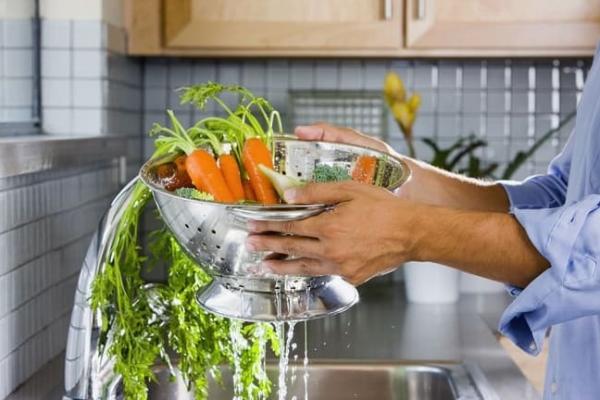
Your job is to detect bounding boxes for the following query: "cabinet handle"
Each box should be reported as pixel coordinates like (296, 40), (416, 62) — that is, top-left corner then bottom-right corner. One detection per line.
(417, 0), (426, 20)
(384, 0), (392, 20)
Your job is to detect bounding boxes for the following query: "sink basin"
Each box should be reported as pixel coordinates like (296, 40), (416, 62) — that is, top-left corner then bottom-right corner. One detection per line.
(206, 362), (494, 400)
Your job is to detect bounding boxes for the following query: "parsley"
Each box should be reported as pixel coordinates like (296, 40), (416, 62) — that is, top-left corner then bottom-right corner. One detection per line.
(312, 164), (351, 183)
(175, 187), (215, 201)
(91, 83), (282, 399)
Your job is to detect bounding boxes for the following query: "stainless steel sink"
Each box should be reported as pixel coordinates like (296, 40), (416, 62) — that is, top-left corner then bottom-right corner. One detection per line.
(206, 362), (496, 400)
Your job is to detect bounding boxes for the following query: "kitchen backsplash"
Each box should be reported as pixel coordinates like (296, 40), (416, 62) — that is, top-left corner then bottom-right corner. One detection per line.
(0, 16), (37, 124)
(0, 161), (121, 398)
(143, 58), (589, 180)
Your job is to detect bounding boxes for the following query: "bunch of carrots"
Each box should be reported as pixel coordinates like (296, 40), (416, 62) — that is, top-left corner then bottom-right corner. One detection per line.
(151, 82), (381, 205)
(151, 83), (282, 205)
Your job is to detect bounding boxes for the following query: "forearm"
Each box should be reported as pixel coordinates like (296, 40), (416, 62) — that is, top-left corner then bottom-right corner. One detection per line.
(409, 204), (549, 288)
(400, 158), (510, 213)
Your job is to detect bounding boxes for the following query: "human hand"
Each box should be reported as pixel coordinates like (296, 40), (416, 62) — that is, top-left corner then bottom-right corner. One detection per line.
(295, 123), (399, 157)
(245, 181), (420, 285)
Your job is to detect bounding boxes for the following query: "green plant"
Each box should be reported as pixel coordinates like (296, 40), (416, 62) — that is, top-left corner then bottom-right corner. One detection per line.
(90, 83), (283, 400)
(422, 135), (499, 178)
(383, 72), (576, 178)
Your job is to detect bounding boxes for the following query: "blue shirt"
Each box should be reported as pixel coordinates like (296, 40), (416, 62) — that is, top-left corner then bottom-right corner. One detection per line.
(499, 48), (600, 398)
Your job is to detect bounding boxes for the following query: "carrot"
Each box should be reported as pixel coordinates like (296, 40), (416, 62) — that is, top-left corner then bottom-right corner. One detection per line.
(218, 154), (245, 201)
(242, 179), (256, 201)
(242, 138), (279, 204)
(351, 155), (377, 184)
(185, 149), (235, 202)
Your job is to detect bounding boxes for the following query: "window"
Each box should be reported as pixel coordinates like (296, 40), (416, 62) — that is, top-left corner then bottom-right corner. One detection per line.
(0, 0), (40, 136)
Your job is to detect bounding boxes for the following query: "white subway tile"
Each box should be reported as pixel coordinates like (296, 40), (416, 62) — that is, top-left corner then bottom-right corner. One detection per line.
(4, 49), (34, 78)
(41, 19), (71, 48)
(71, 108), (103, 135)
(42, 78), (72, 107)
(72, 79), (104, 107)
(72, 20), (103, 49)
(72, 49), (105, 78)
(41, 49), (71, 78)
(43, 107), (72, 134)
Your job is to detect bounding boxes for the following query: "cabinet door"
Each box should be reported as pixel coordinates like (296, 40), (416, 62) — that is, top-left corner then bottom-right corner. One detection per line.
(406, 0), (600, 55)
(163, 0), (402, 53)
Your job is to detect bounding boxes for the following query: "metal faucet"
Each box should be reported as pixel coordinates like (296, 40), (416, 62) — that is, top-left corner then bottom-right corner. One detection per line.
(63, 179), (138, 400)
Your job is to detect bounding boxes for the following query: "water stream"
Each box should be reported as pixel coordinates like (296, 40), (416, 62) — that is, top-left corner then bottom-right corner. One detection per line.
(229, 319), (247, 400)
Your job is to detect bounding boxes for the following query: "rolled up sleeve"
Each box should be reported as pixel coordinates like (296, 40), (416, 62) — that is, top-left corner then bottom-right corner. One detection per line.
(499, 130), (573, 210)
(498, 195), (600, 355)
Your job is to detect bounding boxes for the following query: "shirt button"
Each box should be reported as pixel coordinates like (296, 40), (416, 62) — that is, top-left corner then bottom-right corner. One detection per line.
(529, 343), (536, 352)
(551, 381), (558, 394)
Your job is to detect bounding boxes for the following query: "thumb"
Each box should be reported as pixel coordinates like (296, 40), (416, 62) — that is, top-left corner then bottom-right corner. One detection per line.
(284, 182), (357, 205)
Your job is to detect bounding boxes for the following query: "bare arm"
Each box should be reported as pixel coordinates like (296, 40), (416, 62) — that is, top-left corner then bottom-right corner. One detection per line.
(295, 123), (510, 213)
(399, 158), (510, 213)
(247, 182), (549, 288)
(412, 204), (548, 288)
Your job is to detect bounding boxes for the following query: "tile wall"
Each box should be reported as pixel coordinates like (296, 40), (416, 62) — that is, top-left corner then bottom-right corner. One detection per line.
(41, 19), (143, 176)
(0, 161), (121, 398)
(143, 58), (590, 180)
(0, 5), (139, 397)
(0, 13), (37, 124)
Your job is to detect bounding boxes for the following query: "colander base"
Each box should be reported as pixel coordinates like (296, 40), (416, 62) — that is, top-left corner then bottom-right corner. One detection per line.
(196, 276), (359, 322)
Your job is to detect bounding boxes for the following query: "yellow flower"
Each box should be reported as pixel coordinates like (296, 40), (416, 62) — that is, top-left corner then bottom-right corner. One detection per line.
(383, 72), (405, 106)
(391, 103), (415, 136)
(407, 94), (421, 112)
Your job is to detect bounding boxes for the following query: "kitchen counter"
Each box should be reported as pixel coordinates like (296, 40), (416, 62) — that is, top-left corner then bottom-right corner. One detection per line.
(7, 279), (539, 399)
(297, 279), (539, 399)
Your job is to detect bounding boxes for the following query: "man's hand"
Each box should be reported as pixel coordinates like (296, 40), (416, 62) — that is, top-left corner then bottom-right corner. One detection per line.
(295, 123), (398, 157)
(245, 181), (418, 285)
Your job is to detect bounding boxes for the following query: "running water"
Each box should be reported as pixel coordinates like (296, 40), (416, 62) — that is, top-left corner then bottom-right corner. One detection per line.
(229, 319), (247, 400)
(275, 321), (298, 400)
(303, 321), (309, 400)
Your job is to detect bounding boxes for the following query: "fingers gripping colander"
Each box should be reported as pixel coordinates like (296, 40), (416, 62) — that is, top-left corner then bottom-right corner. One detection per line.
(140, 135), (410, 322)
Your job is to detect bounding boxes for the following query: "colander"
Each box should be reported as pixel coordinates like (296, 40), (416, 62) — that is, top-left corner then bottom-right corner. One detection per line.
(140, 135), (410, 321)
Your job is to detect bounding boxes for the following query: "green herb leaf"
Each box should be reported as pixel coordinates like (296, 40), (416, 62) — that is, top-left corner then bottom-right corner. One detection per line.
(175, 187), (215, 201)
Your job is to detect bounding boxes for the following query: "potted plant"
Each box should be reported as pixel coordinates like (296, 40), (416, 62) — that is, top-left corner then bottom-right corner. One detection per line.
(383, 71), (575, 302)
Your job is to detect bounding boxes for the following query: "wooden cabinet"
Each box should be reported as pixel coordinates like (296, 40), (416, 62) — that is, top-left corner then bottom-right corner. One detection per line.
(405, 0), (600, 56)
(126, 0), (403, 56)
(124, 0), (600, 56)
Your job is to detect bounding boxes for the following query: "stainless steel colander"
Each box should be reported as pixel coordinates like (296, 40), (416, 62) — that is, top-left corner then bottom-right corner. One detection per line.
(140, 135), (410, 321)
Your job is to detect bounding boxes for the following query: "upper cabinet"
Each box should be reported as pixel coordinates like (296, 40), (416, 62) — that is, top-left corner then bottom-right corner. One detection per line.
(405, 0), (600, 56)
(126, 0), (404, 56)
(124, 0), (600, 57)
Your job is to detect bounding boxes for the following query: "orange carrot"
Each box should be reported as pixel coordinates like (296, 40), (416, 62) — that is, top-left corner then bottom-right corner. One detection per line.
(242, 138), (279, 204)
(185, 149), (235, 202)
(351, 155), (377, 184)
(218, 154), (245, 201)
(242, 179), (256, 201)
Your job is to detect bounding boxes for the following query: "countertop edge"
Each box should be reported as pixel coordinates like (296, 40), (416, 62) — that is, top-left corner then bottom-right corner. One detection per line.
(0, 135), (129, 178)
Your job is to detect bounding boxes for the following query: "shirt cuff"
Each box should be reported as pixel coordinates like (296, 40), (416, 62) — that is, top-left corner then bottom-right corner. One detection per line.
(499, 268), (558, 355)
(498, 196), (600, 355)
